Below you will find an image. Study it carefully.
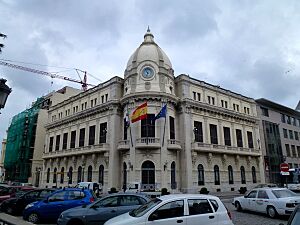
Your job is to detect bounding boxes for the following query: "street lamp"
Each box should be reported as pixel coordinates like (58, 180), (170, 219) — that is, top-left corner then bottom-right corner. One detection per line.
(0, 79), (11, 110)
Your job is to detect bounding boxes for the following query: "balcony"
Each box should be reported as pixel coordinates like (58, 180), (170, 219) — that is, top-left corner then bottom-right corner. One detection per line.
(192, 142), (260, 156)
(43, 143), (110, 159)
(167, 139), (182, 151)
(136, 138), (160, 149)
(117, 140), (130, 151)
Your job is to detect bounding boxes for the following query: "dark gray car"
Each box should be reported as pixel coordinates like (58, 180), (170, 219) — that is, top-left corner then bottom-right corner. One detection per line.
(57, 193), (149, 225)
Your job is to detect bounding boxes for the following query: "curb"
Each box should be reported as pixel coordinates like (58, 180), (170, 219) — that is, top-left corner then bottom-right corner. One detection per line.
(0, 213), (32, 225)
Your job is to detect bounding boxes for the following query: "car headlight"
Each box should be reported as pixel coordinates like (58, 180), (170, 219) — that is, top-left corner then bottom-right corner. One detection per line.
(25, 203), (34, 210)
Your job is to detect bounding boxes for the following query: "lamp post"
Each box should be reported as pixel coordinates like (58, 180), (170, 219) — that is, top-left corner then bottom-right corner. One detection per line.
(0, 79), (12, 112)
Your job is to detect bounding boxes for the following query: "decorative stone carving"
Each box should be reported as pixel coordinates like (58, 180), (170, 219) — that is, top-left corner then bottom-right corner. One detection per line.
(72, 156), (77, 167)
(63, 157), (68, 168)
(207, 153), (213, 164)
(192, 151), (197, 166)
(222, 154), (227, 166)
(235, 155), (240, 165)
(247, 156), (252, 166)
(50, 158), (53, 167)
(92, 153), (97, 166)
(81, 155), (86, 166)
(104, 152), (109, 166)
(142, 150), (153, 158)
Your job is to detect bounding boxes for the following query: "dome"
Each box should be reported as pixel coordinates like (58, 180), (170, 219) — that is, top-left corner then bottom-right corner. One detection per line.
(126, 28), (172, 72)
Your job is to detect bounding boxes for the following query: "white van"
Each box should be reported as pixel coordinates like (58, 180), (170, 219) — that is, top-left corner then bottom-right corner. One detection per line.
(77, 182), (102, 193)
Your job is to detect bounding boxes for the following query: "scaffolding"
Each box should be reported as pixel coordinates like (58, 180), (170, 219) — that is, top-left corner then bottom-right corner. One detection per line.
(4, 97), (44, 183)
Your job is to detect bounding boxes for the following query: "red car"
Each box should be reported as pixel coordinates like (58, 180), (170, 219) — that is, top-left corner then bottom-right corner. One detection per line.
(0, 186), (34, 203)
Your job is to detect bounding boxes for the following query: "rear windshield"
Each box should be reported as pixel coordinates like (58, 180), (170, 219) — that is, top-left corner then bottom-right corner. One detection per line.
(129, 198), (162, 217)
(272, 189), (297, 198)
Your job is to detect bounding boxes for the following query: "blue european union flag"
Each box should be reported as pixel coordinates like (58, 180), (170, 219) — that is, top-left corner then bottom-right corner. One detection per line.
(154, 104), (167, 120)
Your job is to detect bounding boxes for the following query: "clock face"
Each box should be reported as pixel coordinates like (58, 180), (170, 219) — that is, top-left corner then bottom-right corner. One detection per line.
(142, 67), (154, 78)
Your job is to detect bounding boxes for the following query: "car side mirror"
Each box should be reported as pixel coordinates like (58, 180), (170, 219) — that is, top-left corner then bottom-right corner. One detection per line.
(149, 213), (158, 221)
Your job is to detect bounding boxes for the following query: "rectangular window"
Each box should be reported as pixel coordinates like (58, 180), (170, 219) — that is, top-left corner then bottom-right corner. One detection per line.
(105, 94), (108, 102)
(194, 121), (203, 142)
(289, 130), (294, 139)
(49, 137), (54, 152)
(244, 107), (247, 113)
(91, 100), (93, 107)
(210, 124), (218, 144)
(247, 108), (250, 114)
(169, 116), (175, 140)
(236, 105), (239, 112)
(79, 128), (85, 147)
(297, 146), (300, 158)
(236, 129), (243, 147)
(283, 129), (288, 138)
(197, 93), (201, 101)
(247, 131), (254, 148)
(62, 133), (68, 150)
(223, 127), (231, 146)
(141, 114), (155, 138)
(55, 135), (60, 151)
(88, 125), (96, 145)
(188, 199), (213, 215)
(292, 117), (296, 126)
(211, 97), (215, 105)
(281, 114), (286, 123)
(100, 122), (107, 143)
(286, 144), (291, 157)
(123, 118), (128, 140)
(287, 116), (291, 124)
(261, 107), (269, 117)
(101, 95), (104, 103)
(221, 100), (224, 107)
(291, 145), (297, 157)
(225, 101), (228, 108)
(70, 131), (76, 148)
(233, 104), (236, 111)
(207, 96), (211, 104)
(295, 131), (299, 140)
(193, 92), (196, 100)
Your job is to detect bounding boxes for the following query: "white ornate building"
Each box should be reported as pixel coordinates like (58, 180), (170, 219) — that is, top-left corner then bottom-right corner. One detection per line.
(42, 29), (265, 193)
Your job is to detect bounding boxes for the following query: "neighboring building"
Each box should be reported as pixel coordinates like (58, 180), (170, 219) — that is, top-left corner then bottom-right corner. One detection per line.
(4, 87), (81, 184)
(0, 139), (7, 182)
(42, 29), (264, 193)
(256, 98), (300, 184)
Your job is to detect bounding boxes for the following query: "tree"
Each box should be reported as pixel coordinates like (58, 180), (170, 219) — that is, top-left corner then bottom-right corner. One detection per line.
(0, 33), (7, 53)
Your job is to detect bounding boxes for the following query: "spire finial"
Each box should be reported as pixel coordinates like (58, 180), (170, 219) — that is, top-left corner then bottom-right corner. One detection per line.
(147, 25), (150, 32)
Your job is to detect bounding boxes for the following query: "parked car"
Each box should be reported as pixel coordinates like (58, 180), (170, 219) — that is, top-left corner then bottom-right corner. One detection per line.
(23, 188), (96, 223)
(254, 183), (278, 188)
(0, 188), (56, 215)
(0, 186), (34, 203)
(57, 193), (149, 225)
(281, 204), (300, 225)
(104, 194), (233, 225)
(233, 187), (300, 218)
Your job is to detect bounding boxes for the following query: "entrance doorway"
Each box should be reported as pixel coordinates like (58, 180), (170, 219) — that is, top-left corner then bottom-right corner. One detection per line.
(141, 161), (155, 191)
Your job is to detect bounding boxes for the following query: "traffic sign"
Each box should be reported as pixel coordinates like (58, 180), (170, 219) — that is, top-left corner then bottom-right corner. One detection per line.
(280, 163), (289, 172)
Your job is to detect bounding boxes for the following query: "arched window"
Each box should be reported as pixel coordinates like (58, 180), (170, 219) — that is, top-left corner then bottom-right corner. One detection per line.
(228, 165), (234, 184)
(197, 164), (204, 185)
(53, 168), (57, 184)
(141, 161), (155, 191)
(99, 165), (104, 185)
(252, 166), (257, 183)
(60, 167), (64, 184)
(46, 168), (50, 183)
(214, 165), (220, 185)
(171, 162), (176, 189)
(88, 166), (92, 182)
(241, 166), (246, 184)
(77, 166), (82, 183)
(68, 167), (73, 184)
(123, 162), (127, 187)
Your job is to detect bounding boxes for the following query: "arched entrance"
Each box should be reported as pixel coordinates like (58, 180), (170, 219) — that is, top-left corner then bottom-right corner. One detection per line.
(141, 161), (155, 191)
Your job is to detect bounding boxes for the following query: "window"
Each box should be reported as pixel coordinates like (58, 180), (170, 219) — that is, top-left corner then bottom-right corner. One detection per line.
(223, 127), (231, 146)
(169, 116), (175, 140)
(171, 162), (176, 189)
(48, 191), (66, 202)
(289, 130), (294, 139)
(286, 144), (291, 157)
(241, 166), (246, 184)
(124, 118), (128, 140)
(287, 115), (291, 124)
(188, 199), (213, 215)
(39, 190), (54, 198)
(246, 191), (257, 198)
(247, 131), (254, 148)
(88, 125), (96, 145)
(70, 131), (76, 148)
(62, 133), (68, 150)
(100, 122), (107, 143)
(150, 200), (184, 220)
(47, 168), (50, 183)
(297, 146), (300, 158)
(105, 94), (108, 102)
(101, 95), (104, 103)
(261, 107), (269, 117)
(236, 129), (243, 147)
(228, 165), (234, 184)
(55, 135), (60, 151)
(53, 168), (57, 184)
(77, 166), (82, 183)
(257, 190), (268, 199)
(120, 195), (143, 206)
(197, 93), (201, 101)
(291, 145), (297, 157)
(193, 92), (196, 100)
(99, 165), (104, 184)
(87, 166), (92, 182)
(295, 131), (299, 140)
(68, 167), (73, 184)
(79, 128), (85, 147)
(198, 164), (204, 185)
(194, 121), (203, 142)
(141, 114), (155, 138)
(49, 137), (53, 152)
(281, 114), (286, 123)
(292, 117), (296, 126)
(252, 166), (257, 183)
(209, 199), (219, 211)
(214, 165), (220, 185)
(210, 124), (218, 144)
(60, 167), (64, 184)
(283, 129), (288, 138)
(67, 191), (85, 200)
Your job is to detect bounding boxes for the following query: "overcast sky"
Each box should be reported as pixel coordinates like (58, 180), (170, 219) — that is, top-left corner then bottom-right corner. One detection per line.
(1, 0), (300, 149)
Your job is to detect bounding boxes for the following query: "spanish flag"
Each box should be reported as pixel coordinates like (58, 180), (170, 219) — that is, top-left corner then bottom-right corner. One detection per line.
(131, 102), (148, 123)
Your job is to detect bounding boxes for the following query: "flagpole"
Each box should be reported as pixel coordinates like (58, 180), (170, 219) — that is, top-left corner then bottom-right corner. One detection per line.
(162, 105), (167, 147)
(127, 103), (134, 147)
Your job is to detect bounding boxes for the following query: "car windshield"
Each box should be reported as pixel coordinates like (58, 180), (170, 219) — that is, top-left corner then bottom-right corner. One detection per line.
(291, 210), (300, 225)
(272, 189), (297, 198)
(129, 198), (162, 217)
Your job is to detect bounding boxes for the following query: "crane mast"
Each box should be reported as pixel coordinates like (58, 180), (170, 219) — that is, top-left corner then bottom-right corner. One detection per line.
(0, 60), (95, 91)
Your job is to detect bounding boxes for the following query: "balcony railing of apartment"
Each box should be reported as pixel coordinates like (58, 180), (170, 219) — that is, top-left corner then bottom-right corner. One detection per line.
(167, 139), (182, 151)
(136, 138), (160, 149)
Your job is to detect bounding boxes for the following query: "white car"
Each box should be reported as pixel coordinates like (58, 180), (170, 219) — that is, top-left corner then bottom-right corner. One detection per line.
(233, 187), (300, 218)
(104, 194), (233, 225)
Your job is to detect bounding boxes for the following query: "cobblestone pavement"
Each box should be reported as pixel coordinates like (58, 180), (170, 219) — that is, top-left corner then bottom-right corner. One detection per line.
(224, 200), (288, 225)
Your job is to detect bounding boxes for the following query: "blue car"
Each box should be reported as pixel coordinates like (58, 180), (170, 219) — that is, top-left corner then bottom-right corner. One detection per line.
(23, 188), (96, 223)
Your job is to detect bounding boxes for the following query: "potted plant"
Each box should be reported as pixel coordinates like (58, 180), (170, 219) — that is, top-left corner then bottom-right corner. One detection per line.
(161, 188), (170, 196)
(238, 187), (247, 194)
(199, 187), (209, 194)
(108, 187), (118, 194)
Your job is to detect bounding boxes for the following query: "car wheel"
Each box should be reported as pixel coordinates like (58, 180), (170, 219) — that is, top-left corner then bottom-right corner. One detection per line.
(235, 201), (242, 211)
(28, 212), (39, 224)
(267, 206), (277, 218)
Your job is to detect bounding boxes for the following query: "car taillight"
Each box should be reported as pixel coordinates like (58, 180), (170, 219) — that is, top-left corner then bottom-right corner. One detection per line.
(90, 197), (95, 203)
